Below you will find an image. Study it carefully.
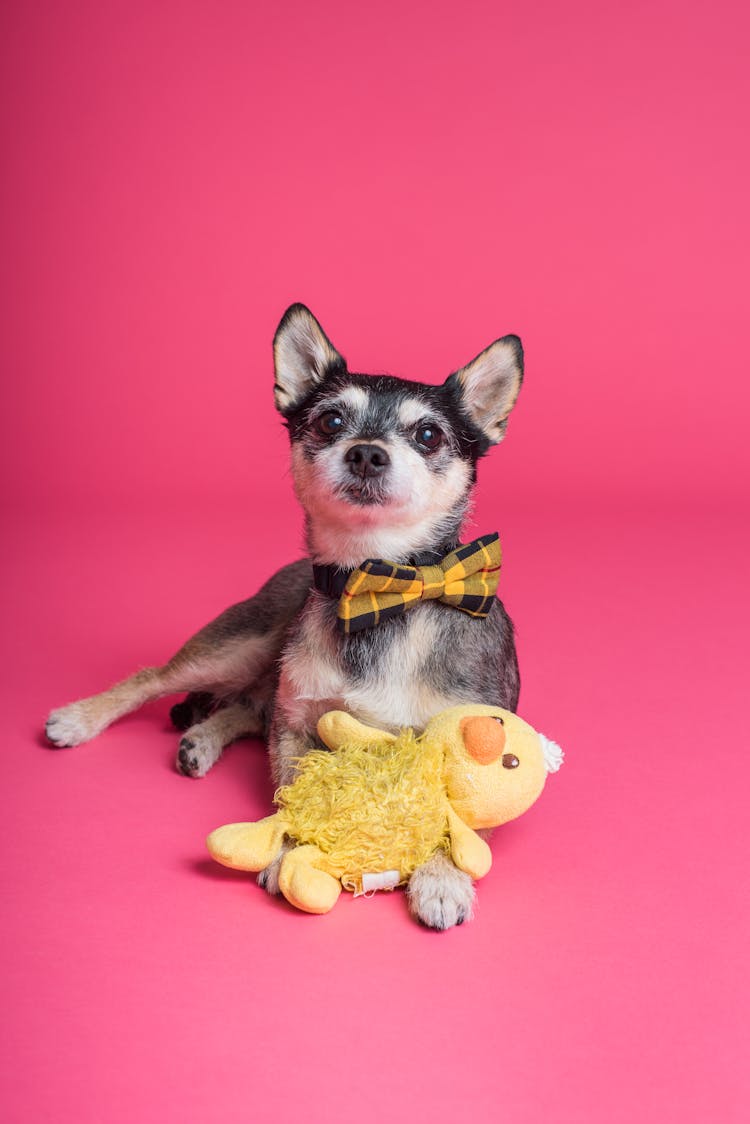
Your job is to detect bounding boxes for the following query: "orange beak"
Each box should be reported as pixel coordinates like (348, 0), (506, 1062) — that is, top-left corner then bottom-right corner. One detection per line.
(459, 715), (506, 764)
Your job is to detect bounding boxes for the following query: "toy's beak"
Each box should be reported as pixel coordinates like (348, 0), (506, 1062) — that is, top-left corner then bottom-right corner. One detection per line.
(460, 715), (506, 764)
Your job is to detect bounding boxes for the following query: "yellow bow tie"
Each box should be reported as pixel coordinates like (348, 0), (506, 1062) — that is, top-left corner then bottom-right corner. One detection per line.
(331, 534), (502, 635)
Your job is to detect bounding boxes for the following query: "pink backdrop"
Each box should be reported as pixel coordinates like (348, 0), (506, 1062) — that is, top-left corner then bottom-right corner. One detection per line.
(2, 2), (748, 1122)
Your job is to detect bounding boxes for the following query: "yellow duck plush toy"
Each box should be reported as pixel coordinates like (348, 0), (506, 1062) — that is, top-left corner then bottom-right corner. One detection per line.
(206, 704), (563, 916)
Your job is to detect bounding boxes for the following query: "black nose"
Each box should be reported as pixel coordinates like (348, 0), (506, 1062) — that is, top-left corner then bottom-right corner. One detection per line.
(344, 443), (391, 478)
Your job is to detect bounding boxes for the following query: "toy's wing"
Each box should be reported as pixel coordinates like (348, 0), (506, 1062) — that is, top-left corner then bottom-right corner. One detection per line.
(317, 711), (397, 752)
(207, 815), (288, 872)
(446, 806), (492, 880)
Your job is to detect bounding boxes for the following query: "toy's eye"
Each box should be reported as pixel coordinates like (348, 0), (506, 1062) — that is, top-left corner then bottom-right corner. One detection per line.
(502, 754), (520, 769)
(492, 716), (505, 726)
(414, 424), (443, 452)
(315, 411), (345, 437)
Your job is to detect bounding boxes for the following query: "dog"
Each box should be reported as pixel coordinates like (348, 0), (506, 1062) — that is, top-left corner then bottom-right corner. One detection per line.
(46, 303), (524, 929)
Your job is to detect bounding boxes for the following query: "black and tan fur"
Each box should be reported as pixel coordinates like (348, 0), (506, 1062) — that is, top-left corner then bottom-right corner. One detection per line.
(46, 304), (524, 929)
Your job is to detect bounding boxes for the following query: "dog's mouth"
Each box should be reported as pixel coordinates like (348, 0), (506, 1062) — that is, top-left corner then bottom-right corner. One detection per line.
(339, 479), (391, 506)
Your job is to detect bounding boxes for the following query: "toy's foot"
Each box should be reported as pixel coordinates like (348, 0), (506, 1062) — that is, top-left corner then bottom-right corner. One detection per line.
(207, 818), (286, 872)
(278, 845), (342, 914)
(407, 850), (475, 930)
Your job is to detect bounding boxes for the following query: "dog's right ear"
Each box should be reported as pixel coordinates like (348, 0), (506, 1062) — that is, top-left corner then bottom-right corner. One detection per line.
(273, 304), (346, 415)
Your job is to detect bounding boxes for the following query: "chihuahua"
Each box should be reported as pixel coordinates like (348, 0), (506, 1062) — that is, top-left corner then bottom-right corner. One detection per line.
(46, 304), (524, 929)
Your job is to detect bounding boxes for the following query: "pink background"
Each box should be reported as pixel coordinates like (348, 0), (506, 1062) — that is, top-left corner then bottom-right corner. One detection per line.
(2, 1), (748, 1121)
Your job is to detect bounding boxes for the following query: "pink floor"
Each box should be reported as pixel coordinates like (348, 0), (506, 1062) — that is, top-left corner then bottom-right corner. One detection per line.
(3, 496), (747, 1122)
(3, 0), (749, 1119)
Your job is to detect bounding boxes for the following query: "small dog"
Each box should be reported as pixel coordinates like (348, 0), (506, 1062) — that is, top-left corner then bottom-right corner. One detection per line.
(46, 304), (524, 929)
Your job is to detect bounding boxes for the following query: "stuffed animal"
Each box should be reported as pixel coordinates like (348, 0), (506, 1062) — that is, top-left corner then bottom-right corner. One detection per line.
(206, 704), (563, 915)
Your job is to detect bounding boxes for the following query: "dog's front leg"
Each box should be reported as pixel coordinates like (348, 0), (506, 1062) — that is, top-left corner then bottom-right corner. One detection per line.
(407, 850), (476, 930)
(258, 721), (319, 895)
(407, 828), (494, 929)
(176, 702), (264, 778)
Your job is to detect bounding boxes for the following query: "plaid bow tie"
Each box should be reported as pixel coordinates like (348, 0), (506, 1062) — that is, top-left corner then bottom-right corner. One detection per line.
(327, 533), (501, 635)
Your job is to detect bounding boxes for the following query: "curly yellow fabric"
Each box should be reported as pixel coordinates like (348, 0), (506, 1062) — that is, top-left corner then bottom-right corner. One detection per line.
(275, 730), (449, 893)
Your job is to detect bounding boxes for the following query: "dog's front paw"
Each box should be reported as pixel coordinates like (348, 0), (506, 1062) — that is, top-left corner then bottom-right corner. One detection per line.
(256, 841), (295, 896)
(46, 702), (101, 748)
(176, 726), (222, 778)
(407, 850), (476, 930)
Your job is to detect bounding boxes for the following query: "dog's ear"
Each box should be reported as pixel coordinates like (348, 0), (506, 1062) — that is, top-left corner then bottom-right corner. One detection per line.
(273, 304), (346, 415)
(446, 335), (524, 445)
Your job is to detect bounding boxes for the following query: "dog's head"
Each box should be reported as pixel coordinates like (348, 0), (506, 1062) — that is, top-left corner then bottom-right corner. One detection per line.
(273, 304), (524, 565)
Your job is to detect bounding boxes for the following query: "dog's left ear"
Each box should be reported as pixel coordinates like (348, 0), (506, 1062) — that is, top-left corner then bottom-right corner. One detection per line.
(273, 304), (346, 415)
(446, 335), (524, 445)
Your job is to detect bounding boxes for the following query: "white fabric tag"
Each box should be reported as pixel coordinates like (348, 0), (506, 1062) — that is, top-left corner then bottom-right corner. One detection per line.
(359, 870), (401, 895)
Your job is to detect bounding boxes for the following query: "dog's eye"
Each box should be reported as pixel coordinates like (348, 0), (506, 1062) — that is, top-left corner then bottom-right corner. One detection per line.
(414, 424), (443, 451)
(502, 754), (520, 769)
(315, 411), (345, 437)
(492, 715), (505, 726)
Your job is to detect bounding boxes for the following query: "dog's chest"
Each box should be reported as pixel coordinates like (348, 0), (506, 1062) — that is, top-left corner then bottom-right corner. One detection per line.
(278, 595), (462, 734)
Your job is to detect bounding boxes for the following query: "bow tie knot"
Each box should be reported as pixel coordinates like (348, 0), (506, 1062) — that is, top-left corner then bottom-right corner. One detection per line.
(332, 533), (502, 634)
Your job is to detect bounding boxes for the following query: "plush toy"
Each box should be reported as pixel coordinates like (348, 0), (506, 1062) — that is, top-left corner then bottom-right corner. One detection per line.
(206, 704), (563, 915)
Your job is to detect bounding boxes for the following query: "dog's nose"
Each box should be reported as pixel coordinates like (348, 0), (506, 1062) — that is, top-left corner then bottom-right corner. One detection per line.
(344, 444), (391, 478)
